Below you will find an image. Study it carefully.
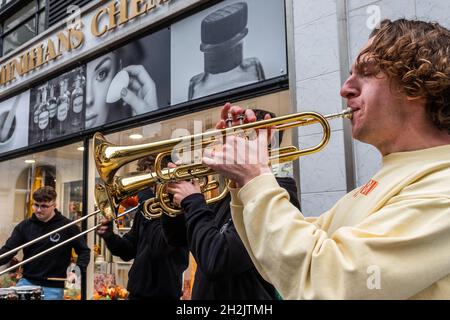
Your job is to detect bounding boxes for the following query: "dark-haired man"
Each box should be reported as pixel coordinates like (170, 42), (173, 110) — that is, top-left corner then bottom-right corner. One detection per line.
(97, 157), (189, 300)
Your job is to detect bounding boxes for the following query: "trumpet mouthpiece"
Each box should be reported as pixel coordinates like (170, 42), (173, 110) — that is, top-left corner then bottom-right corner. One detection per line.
(343, 107), (353, 119)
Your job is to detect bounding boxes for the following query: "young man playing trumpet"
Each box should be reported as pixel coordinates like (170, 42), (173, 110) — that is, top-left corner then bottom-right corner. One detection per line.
(201, 19), (450, 299)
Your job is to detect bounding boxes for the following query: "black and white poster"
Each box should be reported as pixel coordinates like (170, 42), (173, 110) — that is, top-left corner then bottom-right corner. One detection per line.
(85, 28), (170, 130)
(0, 90), (29, 154)
(28, 66), (86, 145)
(170, 0), (287, 104)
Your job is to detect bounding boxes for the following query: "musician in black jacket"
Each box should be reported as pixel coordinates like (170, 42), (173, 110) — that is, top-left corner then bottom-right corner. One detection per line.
(166, 110), (301, 299)
(97, 157), (189, 300)
(0, 186), (90, 300)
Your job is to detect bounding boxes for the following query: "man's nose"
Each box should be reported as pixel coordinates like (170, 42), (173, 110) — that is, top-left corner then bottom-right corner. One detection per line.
(340, 77), (359, 99)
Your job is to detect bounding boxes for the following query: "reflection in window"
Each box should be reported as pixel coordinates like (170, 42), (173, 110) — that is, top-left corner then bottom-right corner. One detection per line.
(3, 1), (37, 33)
(1, 0), (46, 56)
(3, 19), (36, 56)
(64, 180), (83, 229)
(38, 11), (46, 34)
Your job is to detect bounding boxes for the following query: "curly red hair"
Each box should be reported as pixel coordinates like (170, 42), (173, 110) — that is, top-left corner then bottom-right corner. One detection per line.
(357, 19), (450, 133)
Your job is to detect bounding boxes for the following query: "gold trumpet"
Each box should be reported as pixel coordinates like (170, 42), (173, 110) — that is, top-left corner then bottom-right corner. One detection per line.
(93, 108), (352, 218)
(141, 177), (228, 219)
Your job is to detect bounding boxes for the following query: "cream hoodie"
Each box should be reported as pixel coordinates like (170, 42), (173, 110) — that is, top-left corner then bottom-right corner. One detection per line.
(231, 145), (450, 299)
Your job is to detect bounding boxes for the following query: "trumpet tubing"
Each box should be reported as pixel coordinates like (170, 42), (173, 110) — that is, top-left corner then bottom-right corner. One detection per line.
(93, 108), (352, 184)
(145, 177), (229, 217)
(94, 170), (158, 220)
(93, 108), (353, 218)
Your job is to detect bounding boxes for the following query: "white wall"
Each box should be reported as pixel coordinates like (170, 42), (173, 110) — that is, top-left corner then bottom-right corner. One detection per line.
(292, 0), (450, 216)
(293, 0), (346, 216)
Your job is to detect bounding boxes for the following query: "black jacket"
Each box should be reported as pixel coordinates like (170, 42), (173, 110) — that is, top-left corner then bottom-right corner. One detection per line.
(101, 188), (189, 300)
(0, 209), (90, 288)
(180, 177), (300, 300)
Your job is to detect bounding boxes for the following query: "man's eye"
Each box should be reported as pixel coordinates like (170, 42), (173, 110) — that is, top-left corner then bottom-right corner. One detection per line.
(360, 68), (375, 77)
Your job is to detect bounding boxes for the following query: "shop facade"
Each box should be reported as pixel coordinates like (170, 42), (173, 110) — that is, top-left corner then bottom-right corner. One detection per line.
(0, 0), (293, 299)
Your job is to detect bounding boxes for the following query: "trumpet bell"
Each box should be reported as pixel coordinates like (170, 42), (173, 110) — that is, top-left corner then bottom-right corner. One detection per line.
(94, 132), (120, 184)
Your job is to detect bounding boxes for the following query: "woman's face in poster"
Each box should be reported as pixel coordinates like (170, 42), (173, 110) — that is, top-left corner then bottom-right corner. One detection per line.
(85, 53), (119, 129)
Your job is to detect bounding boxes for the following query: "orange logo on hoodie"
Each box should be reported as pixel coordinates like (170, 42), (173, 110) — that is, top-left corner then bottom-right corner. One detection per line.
(354, 179), (378, 197)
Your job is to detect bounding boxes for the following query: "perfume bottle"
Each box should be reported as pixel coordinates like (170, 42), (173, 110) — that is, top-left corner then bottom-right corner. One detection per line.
(70, 74), (84, 127)
(37, 85), (49, 142)
(32, 88), (42, 141)
(47, 84), (58, 139)
(57, 79), (70, 135)
(188, 2), (265, 100)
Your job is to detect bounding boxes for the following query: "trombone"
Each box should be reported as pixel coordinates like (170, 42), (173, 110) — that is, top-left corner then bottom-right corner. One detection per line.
(94, 108), (353, 218)
(0, 205), (138, 277)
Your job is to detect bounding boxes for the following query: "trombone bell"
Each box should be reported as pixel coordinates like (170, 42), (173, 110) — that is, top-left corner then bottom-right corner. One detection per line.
(94, 184), (116, 220)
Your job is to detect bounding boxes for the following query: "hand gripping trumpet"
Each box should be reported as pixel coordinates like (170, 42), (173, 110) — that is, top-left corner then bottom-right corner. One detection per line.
(93, 108), (352, 219)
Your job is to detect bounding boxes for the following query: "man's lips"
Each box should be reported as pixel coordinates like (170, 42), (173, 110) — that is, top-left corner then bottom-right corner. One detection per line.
(347, 104), (360, 113)
(347, 106), (361, 123)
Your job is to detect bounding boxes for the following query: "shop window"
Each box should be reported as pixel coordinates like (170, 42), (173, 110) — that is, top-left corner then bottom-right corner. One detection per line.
(89, 90), (292, 299)
(64, 180), (83, 223)
(0, 0), (46, 56)
(0, 0), (14, 10)
(0, 141), (84, 263)
(13, 167), (29, 223)
(14, 164), (56, 221)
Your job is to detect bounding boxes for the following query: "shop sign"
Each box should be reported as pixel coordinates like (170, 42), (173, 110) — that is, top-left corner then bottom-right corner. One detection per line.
(0, 0), (172, 91)
(0, 0), (288, 158)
